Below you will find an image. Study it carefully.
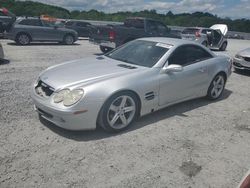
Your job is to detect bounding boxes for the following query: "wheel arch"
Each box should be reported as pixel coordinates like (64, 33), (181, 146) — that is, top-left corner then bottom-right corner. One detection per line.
(207, 70), (227, 92)
(216, 71), (227, 82)
(64, 33), (76, 41)
(96, 89), (142, 126)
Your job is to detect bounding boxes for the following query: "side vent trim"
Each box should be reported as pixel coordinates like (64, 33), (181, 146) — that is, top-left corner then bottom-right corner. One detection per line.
(145, 91), (155, 101)
(117, 64), (137, 69)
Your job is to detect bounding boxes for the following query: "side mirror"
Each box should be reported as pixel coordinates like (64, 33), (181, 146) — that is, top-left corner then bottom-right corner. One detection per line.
(162, 64), (183, 73)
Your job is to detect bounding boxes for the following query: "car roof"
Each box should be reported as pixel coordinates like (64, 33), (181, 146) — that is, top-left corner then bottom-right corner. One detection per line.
(137, 37), (201, 47)
(67, 20), (91, 23)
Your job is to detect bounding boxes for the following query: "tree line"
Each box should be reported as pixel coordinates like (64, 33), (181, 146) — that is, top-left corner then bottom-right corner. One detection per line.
(1, 0), (250, 33)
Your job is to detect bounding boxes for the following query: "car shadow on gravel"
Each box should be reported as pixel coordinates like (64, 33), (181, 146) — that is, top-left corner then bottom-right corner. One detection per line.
(40, 89), (232, 141)
(7, 42), (80, 46)
(234, 69), (250, 77)
(0, 59), (10, 65)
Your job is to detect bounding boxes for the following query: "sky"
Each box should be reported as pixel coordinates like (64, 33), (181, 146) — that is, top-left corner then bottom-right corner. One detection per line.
(20, 0), (250, 19)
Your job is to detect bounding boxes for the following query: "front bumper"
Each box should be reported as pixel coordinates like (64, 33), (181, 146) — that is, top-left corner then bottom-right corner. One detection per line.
(31, 89), (103, 131)
(89, 38), (116, 49)
(233, 57), (250, 70)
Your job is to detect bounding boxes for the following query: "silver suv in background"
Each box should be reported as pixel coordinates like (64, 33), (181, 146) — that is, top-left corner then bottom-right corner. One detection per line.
(6, 17), (78, 45)
(181, 24), (228, 51)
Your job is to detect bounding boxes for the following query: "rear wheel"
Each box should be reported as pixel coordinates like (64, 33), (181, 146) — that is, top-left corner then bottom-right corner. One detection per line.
(99, 45), (113, 53)
(207, 73), (226, 100)
(63, 34), (74, 45)
(220, 42), (227, 51)
(15, 33), (31, 45)
(98, 92), (139, 132)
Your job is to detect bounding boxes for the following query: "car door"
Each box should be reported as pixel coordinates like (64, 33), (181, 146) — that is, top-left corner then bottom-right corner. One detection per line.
(158, 45), (213, 106)
(210, 24), (228, 48)
(18, 19), (44, 41)
(75, 22), (90, 37)
(40, 20), (61, 41)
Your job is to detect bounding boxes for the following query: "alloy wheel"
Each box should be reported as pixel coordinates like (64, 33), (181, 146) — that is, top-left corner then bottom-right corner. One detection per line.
(65, 35), (74, 45)
(18, 34), (30, 45)
(210, 75), (225, 99)
(107, 95), (136, 130)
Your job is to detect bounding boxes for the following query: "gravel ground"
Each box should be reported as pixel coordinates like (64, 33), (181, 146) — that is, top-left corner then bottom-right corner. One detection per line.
(0, 38), (249, 188)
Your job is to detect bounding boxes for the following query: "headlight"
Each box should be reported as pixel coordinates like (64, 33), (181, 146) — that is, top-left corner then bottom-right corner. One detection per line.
(53, 89), (84, 106)
(235, 54), (243, 59)
(63, 89), (84, 106)
(53, 89), (70, 103)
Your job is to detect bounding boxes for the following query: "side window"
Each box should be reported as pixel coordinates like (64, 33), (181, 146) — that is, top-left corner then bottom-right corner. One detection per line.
(168, 45), (212, 66)
(147, 20), (158, 33)
(156, 22), (168, 33)
(168, 46), (187, 66)
(41, 20), (55, 27)
(124, 19), (144, 29)
(19, 19), (41, 26)
(65, 21), (74, 26)
(76, 22), (88, 27)
(185, 45), (213, 64)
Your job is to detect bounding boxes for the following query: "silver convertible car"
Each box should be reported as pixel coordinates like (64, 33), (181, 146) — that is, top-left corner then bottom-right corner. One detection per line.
(31, 38), (232, 132)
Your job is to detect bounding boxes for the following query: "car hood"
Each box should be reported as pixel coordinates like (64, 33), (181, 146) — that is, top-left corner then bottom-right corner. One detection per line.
(39, 57), (144, 90)
(238, 48), (250, 57)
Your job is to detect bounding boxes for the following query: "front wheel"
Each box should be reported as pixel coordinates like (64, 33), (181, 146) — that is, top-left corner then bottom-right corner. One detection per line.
(98, 92), (139, 132)
(63, 34), (74, 45)
(207, 74), (226, 100)
(16, 33), (31, 45)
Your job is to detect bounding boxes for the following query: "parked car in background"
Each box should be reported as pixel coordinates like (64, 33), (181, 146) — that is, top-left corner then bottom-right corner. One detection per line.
(233, 47), (250, 71)
(32, 38), (232, 133)
(65, 20), (91, 37)
(237, 169), (250, 188)
(6, 17), (78, 45)
(181, 24), (228, 51)
(0, 8), (16, 35)
(89, 17), (180, 53)
(0, 42), (4, 61)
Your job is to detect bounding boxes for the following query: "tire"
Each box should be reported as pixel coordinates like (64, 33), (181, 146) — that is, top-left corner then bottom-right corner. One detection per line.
(15, 33), (31, 45)
(202, 41), (208, 47)
(98, 91), (139, 132)
(207, 73), (226, 100)
(63, 34), (74, 45)
(99, 45), (112, 53)
(220, 42), (227, 51)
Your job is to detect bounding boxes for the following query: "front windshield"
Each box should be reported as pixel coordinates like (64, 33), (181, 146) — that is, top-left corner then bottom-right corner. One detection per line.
(105, 40), (169, 68)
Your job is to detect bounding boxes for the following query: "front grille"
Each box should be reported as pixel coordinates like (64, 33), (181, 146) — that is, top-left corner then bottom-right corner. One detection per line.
(244, 57), (250, 62)
(35, 80), (54, 98)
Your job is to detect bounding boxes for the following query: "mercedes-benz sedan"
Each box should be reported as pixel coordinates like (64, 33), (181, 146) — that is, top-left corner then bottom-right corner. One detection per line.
(233, 48), (250, 71)
(31, 38), (232, 132)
